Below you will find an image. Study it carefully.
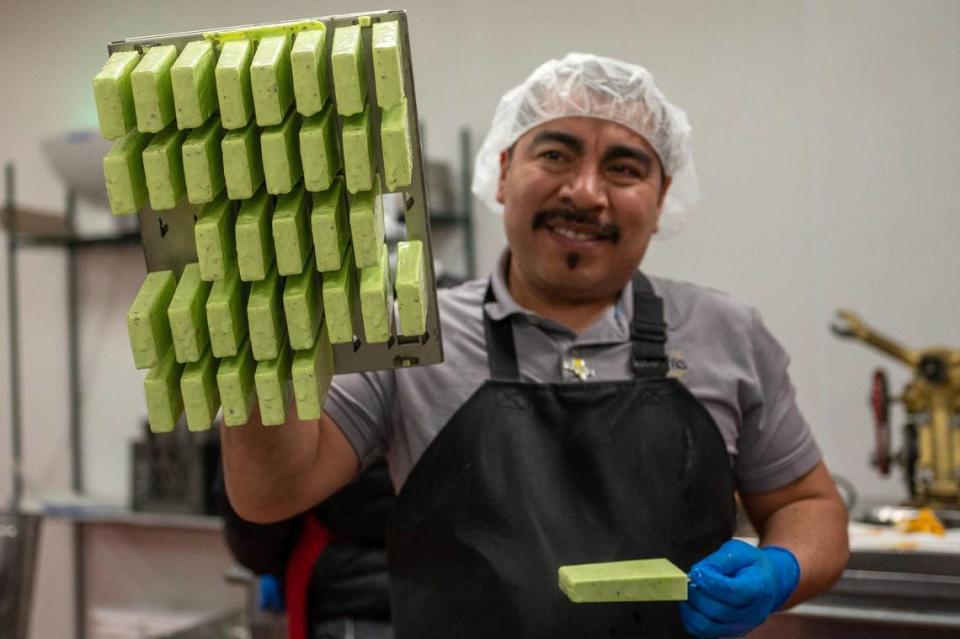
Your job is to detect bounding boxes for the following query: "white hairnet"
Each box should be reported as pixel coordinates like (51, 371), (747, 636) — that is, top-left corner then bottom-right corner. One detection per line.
(471, 52), (698, 237)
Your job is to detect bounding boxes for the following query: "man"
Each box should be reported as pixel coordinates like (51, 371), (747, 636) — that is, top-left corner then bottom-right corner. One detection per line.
(222, 53), (849, 638)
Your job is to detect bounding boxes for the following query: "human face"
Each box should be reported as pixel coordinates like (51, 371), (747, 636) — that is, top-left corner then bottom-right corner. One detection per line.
(496, 117), (671, 306)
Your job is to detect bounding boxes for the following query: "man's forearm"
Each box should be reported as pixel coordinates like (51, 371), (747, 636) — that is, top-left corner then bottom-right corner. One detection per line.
(757, 494), (849, 607)
(220, 402), (322, 523)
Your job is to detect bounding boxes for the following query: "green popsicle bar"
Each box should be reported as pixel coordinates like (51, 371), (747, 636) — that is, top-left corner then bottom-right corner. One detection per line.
(291, 29), (330, 117)
(93, 50), (141, 140)
(251, 35), (293, 127)
(222, 120), (264, 200)
(300, 104), (340, 192)
(132, 45), (178, 133)
(103, 128), (152, 215)
(272, 182), (310, 276)
(143, 346), (184, 433)
(195, 195), (238, 281)
(255, 342), (292, 426)
(141, 124), (187, 211)
(167, 263), (212, 363)
(216, 39), (255, 129)
(311, 178), (348, 272)
(247, 262), (286, 361)
(331, 25), (367, 116)
(380, 99), (412, 191)
(206, 267), (249, 358)
(292, 323), (333, 420)
(261, 109), (302, 195)
(359, 243), (392, 343)
(322, 245), (356, 344)
(127, 270), (177, 369)
(558, 558), (688, 603)
(235, 187), (275, 281)
(182, 115), (226, 204)
(216, 338), (256, 426)
(283, 255), (322, 350)
(171, 40), (218, 129)
(349, 180), (384, 268)
(341, 105), (374, 194)
(396, 240), (427, 336)
(180, 346), (220, 431)
(372, 21), (404, 109)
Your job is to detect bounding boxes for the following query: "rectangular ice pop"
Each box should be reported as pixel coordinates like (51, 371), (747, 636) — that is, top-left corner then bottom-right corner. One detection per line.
(331, 25), (367, 116)
(272, 182), (310, 276)
(215, 39), (255, 129)
(380, 99), (412, 191)
(311, 178), (348, 272)
(558, 559), (688, 603)
(206, 267), (249, 358)
(341, 105), (374, 194)
(248, 262), (286, 361)
(132, 45), (178, 133)
(93, 50), (141, 140)
(261, 108), (303, 195)
(128, 270), (177, 369)
(217, 339), (257, 426)
(255, 341), (292, 426)
(143, 346), (184, 433)
(291, 28), (330, 117)
(251, 34), (294, 127)
(182, 115), (226, 204)
(300, 103), (340, 192)
(372, 21), (404, 109)
(194, 195), (238, 281)
(322, 245), (356, 344)
(349, 180), (384, 268)
(103, 128), (153, 215)
(180, 346), (220, 431)
(235, 187), (275, 281)
(222, 119), (264, 200)
(217, 337), (256, 426)
(395, 240), (426, 336)
(141, 124), (187, 211)
(292, 323), (333, 420)
(359, 243), (391, 343)
(283, 255), (322, 350)
(167, 263), (213, 363)
(171, 40), (218, 130)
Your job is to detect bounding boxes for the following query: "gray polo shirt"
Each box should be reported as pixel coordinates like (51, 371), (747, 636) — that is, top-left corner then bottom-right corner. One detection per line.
(325, 252), (822, 495)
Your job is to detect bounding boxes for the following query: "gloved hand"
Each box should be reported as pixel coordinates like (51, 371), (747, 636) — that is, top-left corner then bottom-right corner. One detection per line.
(257, 574), (285, 613)
(679, 539), (800, 638)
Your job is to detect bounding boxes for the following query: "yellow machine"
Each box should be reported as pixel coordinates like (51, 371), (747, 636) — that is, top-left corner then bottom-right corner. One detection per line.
(832, 310), (960, 507)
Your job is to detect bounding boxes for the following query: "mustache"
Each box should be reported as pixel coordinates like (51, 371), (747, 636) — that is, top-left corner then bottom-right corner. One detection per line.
(532, 208), (620, 243)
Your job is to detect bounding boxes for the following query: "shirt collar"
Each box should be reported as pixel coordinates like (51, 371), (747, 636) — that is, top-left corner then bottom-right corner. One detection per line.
(483, 249), (634, 343)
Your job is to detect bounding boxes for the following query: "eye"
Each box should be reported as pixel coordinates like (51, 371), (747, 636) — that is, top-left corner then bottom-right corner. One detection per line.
(606, 163), (643, 181)
(540, 149), (566, 162)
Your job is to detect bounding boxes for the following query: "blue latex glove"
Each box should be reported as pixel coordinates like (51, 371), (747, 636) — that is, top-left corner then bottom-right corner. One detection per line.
(679, 539), (800, 638)
(257, 574), (285, 613)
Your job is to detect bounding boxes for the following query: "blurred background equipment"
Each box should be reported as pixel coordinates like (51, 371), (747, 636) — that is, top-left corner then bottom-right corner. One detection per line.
(832, 309), (960, 525)
(0, 511), (42, 639)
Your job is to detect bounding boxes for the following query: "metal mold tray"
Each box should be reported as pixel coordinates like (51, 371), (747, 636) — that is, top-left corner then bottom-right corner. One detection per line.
(106, 9), (442, 374)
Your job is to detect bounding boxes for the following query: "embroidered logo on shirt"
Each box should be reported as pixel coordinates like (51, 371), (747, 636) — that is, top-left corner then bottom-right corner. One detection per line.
(563, 358), (596, 381)
(668, 350), (688, 379)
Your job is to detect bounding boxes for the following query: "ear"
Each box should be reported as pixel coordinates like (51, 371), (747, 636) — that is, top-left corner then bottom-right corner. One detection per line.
(652, 175), (672, 234)
(495, 149), (511, 205)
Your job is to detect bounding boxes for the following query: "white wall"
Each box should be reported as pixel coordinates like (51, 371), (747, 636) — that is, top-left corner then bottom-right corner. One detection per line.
(2, 1), (959, 637)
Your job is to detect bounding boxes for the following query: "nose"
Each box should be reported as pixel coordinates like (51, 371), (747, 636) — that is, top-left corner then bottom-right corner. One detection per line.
(557, 162), (608, 211)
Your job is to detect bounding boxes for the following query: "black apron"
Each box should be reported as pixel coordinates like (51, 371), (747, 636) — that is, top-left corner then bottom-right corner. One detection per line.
(386, 273), (736, 638)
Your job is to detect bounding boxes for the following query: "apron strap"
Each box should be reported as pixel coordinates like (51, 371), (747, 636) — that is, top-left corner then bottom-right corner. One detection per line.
(483, 272), (669, 381)
(483, 283), (521, 380)
(629, 271), (670, 379)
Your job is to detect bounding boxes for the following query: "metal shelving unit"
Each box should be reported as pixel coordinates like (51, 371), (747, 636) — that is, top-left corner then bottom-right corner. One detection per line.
(3, 163), (140, 639)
